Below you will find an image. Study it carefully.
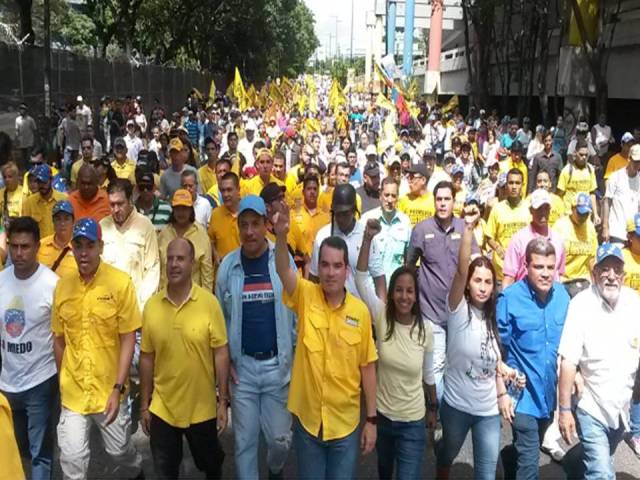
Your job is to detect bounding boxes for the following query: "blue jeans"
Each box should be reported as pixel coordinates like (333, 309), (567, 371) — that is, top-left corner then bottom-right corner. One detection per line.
(506, 412), (552, 480)
(2, 375), (59, 480)
(429, 322), (447, 404)
(576, 408), (624, 480)
(630, 400), (640, 437)
(437, 400), (501, 480)
(230, 355), (291, 479)
(293, 416), (360, 480)
(376, 412), (426, 479)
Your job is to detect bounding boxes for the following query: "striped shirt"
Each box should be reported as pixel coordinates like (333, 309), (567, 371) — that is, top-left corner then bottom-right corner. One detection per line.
(136, 198), (172, 232)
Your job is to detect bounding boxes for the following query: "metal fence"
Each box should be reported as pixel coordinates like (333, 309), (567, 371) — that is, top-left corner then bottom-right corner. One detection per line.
(0, 43), (216, 145)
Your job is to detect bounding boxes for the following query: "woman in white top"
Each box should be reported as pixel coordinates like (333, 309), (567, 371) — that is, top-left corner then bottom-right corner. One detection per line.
(356, 219), (437, 480)
(435, 205), (519, 480)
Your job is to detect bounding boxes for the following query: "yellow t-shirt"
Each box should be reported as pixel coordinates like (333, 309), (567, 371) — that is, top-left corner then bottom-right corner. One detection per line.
(198, 164), (217, 195)
(291, 205), (331, 256)
(111, 159), (137, 180)
(37, 235), (78, 279)
(453, 188), (466, 218)
(70, 159), (94, 186)
(317, 187), (362, 217)
(398, 192), (435, 227)
(504, 157), (529, 194)
(0, 186), (25, 220)
(240, 175), (286, 198)
(141, 285), (227, 428)
(525, 192), (566, 226)
(265, 213), (309, 257)
(553, 216), (597, 281)
(284, 278), (377, 440)
(22, 190), (68, 238)
(51, 262), (142, 414)
(623, 248), (640, 294)
(557, 164), (597, 210)
(208, 205), (240, 260)
(604, 153), (628, 180)
(486, 200), (531, 279)
(0, 393), (24, 480)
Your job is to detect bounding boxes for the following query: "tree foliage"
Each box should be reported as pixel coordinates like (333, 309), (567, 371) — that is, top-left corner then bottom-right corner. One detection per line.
(3, 0), (318, 82)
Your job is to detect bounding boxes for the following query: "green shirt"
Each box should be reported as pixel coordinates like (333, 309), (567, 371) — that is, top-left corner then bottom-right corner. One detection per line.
(136, 197), (172, 232)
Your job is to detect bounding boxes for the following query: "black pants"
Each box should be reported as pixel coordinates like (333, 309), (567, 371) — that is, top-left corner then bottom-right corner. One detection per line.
(150, 414), (224, 479)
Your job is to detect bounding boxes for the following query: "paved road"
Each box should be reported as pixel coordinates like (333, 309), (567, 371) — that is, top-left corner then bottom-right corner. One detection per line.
(48, 415), (640, 479)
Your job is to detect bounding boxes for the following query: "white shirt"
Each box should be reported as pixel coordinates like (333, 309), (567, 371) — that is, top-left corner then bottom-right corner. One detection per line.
(310, 220), (385, 299)
(193, 195), (212, 228)
(125, 134), (144, 162)
(0, 265), (59, 392)
(558, 286), (640, 428)
(76, 104), (93, 131)
(605, 167), (640, 240)
(592, 124), (613, 156)
(444, 297), (501, 416)
(238, 137), (256, 166)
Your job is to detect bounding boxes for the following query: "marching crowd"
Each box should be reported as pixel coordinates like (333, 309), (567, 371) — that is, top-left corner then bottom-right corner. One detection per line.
(2, 82), (640, 480)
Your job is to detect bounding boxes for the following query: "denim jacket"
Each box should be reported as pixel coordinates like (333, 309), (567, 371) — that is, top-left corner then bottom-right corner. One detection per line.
(215, 241), (297, 383)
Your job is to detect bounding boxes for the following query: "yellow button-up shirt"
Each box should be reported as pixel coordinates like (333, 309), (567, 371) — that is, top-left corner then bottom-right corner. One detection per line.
(51, 262), (142, 415)
(100, 210), (160, 309)
(22, 190), (68, 238)
(111, 159), (137, 180)
(208, 205), (240, 260)
(284, 278), (378, 440)
(38, 234), (77, 278)
(291, 205), (331, 256)
(240, 175), (286, 198)
(158, 222), (214, 291)
(141, 285), (227, 428)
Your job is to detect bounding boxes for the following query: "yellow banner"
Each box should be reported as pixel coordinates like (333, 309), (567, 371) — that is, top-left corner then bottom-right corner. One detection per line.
(569, 0), (599, 46)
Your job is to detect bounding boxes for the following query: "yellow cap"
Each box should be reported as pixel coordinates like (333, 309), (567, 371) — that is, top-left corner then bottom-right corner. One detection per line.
(171, 189), (193, 207)
(169, 137), (184, 152)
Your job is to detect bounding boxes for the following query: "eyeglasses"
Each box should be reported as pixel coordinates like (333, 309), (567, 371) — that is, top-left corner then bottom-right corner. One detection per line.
(598, 265), (624, 276)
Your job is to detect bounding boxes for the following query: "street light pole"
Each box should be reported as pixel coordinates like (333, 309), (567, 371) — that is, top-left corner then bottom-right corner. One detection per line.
(350, 0), (354, 63)
(43, 0), (51, 129)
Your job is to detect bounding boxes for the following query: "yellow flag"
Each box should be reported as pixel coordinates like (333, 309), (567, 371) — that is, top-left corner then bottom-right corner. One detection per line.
(247, 84), (258, 109)
(329, 80), (347, 110)
(305, 75), (318, 113)
(305, 117), (321, 133)
(375, 92), (394, 112)
(233, 67), (247, 111)
(382, 114), (398, 145)
(442, 95), (459, 114)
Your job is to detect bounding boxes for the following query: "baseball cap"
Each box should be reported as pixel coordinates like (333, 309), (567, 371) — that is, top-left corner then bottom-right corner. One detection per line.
(407, 164), (429, 177)
(113, 137), (127, 149)
(172, 189), (193, 208)
(31, 164), (51, 183)
(238, 195), (267, 216)
(365, 145), (377, 157)
(72, 218), (102, 242)
(627, 213), (640, 235)
(260, 182), (287, 204)
(621, 132), (634, 144)
(363, 162), (380, 177)
(574, 192), (592, 214)
(52, 200), (74, 217)
(596, 242), (624, 265)
(245, 119), (257, 131)
(451, 164), (465, 177)
(400, 129), (410, 136)
(630, 144), (640, 162)
(169, 137), (184, 152)
(529, 188), (551, 209)
(464, 192), (480, 205)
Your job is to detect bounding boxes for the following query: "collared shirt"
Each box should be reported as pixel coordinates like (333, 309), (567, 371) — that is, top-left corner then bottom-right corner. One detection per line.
(158, 223), (213, 291)
(292, 205), (331, 256)
(531, 150), (563, 191)
(240, 175), (286, 198)
(503, 225), (566, 282)
(397, 192), (435, 227)
(284, 278), (377, 440)
(197, 164), (217, 194)
(51, 262), (142, 414)
(410, 217), (478, 325)
(100, 210), (160, 310)
(141, 284), (227, 428)
(208, 204), (240, 260)
(559, 286), (640, 429)
(310, 220), (385, 299)
(38, 235), (77, 278)
(22, 190), (68, 238)
(361, 207), (411, 283)
(68, 189), (111, 223)
(553, 216), (597, 281)
(486, 199), (531, 279)
(193, 195), (212, 228)
(497, 279), (570, 419)
(111, 159), (137, 180)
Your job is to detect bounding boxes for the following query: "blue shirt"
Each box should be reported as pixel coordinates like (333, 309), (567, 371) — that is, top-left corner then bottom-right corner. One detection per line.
(501, 133), (516, 149)
(184, 119), (200, 147)
(240, 248), (277, 355)
(497, 279), (570, 419)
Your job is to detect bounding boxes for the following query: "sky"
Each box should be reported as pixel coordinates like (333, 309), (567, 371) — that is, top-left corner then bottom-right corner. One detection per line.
(305, 0), (372, 60)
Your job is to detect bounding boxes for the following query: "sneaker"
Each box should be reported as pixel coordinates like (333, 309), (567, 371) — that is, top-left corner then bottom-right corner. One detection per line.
(624, 432), (640, 458)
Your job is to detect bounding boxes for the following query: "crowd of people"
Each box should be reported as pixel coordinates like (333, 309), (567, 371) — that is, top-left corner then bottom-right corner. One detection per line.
(1, 78), (640, 480)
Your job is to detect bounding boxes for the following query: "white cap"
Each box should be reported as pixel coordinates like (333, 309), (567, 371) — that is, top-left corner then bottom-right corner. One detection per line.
(630, 144), (640, 162)
(245, 119), (257, 131)
(622, 132), (634, 144)
(485, 157), (498, 169)
(365, 144), (377, 157)
(530, 188), (551, 209)
(76, 95), (83, 102)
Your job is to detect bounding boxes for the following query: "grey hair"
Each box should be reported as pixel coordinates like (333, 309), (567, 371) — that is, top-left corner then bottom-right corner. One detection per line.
(525, 237), (556, 263)
(180, 169), (198, 184)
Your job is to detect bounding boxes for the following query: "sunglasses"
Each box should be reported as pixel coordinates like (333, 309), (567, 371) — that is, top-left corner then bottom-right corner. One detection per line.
(138, 184), (153, 191)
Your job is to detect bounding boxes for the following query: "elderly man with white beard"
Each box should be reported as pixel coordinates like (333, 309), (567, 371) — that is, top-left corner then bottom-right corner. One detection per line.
(558, 243), (640, 479)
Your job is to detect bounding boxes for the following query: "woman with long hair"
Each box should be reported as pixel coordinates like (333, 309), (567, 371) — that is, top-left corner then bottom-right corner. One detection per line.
(355, 219), (436, 480)
(435, 205), (522, 479)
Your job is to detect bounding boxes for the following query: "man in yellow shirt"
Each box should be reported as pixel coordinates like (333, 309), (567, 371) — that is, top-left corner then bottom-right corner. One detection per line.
(0, 162), (25, 227)
(52, 218), (143, 479)
(240, 148), (286, 197)
(140, 237), (229, 479)
(198, 137), (220, 194)
(397, 163), (434, 227)
(292, 176), (331, 258)
(553, 192), (597, 294)
(557, 139), (599, 224)
(623, 213), (640, 294)
(274, 210), (378, 479)
(22, 164), (68, 238)
(37, 200), (77, 277)
(111, 137), (137, 180)
(208, 171), (241, 264)
(504, 141), (529, 194)
(486, 168), (531, 280)
(70, 136), (96, 188)
(604, 132), (634, 180)
(0, 393), (25, 480)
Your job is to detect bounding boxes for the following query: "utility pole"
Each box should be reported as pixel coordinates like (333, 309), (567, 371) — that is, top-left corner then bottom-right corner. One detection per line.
(43, 0), (51, 135)
(350, 0), (354, 63)
(331, 15), (340, 60)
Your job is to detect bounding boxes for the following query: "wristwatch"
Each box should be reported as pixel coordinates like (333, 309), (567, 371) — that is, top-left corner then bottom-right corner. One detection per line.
(365, 415), (377, 425)
(113, 383), (126, 394)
